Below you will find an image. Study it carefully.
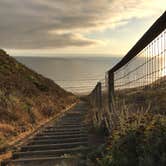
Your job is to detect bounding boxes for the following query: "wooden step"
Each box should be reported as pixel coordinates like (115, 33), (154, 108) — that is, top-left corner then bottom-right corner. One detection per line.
(34, 134), (88, 140)
(43, 127), (87, 132)
(46, 124), (87, 129)
(28, 137), (88, 145)
(21, 142), (88, 151)
(40, 130), (88, 135)
(8, 156), (78, 166)
(59, 116), (83, 122)
(56, 122), (84, 125)
(13, 147), (88, 159)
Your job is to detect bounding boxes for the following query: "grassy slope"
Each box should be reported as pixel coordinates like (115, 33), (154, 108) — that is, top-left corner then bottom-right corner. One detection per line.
(0, 49), (77, 150)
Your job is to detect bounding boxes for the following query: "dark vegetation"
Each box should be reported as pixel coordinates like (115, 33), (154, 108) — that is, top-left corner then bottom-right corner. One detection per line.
(0, 49), (77, 151)
(87, 79), (166, 166)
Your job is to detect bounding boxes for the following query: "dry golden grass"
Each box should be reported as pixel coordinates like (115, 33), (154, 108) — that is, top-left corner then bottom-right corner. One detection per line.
(0, 151), (12, 162)
(0, 124), (15, 134)
(0, 50), (78, 158)
(0, 103), (76, 161)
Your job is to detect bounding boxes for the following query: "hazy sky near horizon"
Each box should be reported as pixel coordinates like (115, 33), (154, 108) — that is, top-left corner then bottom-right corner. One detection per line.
(0, 0), (165, 57)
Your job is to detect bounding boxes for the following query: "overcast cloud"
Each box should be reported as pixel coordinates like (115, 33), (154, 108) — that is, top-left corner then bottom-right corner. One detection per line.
(0, 0), (165, 49)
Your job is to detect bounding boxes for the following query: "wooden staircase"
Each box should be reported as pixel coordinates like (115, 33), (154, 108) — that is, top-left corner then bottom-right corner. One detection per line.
(4, 102), (89, 166)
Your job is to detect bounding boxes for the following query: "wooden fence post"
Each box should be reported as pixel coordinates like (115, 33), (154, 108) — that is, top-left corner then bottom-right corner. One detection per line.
(108, 71), (115, 111)
(98, 82), (102, 110)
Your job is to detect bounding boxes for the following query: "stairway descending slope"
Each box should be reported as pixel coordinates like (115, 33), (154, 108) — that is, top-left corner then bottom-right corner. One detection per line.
(4, 102), (89, 166)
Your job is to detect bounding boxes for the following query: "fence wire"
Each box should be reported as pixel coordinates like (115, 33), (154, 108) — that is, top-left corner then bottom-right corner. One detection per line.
(115, 29), (166, 90)
(88, 11), (166, 132)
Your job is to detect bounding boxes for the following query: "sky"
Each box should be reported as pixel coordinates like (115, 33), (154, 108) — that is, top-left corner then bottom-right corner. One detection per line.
(0, 0), (165, 57)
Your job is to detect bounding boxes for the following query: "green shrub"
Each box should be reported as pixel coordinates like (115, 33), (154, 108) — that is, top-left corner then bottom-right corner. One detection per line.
(94, 114), (166, 166)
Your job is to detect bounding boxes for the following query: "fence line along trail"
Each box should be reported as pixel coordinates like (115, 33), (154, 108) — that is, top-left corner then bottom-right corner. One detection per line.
(89, 11), (166, 127)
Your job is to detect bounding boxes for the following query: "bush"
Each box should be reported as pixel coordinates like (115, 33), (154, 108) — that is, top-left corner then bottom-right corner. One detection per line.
(93, 114), (166, 166)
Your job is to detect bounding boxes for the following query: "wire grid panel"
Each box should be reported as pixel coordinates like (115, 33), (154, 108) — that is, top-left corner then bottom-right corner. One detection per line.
(100, 73), (109, 100)
(114, 29), (166, 91)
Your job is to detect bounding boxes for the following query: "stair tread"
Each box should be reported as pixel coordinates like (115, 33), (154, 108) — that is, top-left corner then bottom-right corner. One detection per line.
(27, 137), (88, 145)
(46, 126), (87, 129)
(40, 131), (88, 135)
(11, 156), (77, 162)
(13, 147), (88, 156)
(43, 128), (87, 132)
(34, 134), (88, 138)
(23, 141), (88, 148)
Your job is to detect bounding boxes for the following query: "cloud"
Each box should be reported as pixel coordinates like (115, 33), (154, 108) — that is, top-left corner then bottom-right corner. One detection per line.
(1, 32), (99, 49)
(0, 0), (165, 49)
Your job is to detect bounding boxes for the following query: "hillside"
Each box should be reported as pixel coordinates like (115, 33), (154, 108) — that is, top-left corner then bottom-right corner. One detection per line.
(0, 49), (77, 151)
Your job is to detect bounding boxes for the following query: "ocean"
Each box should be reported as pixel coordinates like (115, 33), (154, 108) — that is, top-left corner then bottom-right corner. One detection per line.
(15, 56), (121, 94)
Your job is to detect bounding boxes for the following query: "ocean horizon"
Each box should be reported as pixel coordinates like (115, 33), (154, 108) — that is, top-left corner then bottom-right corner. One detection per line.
(15, 56), (122, 94)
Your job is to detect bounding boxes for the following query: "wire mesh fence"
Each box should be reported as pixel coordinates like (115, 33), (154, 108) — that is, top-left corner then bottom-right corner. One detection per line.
(88, 11), (166, 132)
(114, 29), (166, 90)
